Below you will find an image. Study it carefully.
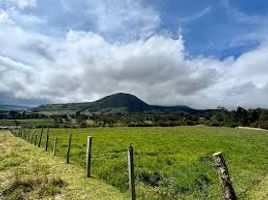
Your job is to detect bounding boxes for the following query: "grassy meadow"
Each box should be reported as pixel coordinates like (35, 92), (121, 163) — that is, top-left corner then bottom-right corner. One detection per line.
(0, 119), (55, 127)
(0, 130), (124, 200)
(29, 126), (268, 199)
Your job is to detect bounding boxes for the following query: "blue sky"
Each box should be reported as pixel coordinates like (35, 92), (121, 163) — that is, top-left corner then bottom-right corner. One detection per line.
(0, 0), (268, 108)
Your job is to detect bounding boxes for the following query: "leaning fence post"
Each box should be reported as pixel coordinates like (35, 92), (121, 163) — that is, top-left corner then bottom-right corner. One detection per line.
(45, 128), (49, 151)
(213, 152), (237, 200)
(86, 136), (93, 177)
(53, 137), (58, 156)
(38, 126), (44, 148)
(128, 145), (136, 200)
(66, 133), (72, 163)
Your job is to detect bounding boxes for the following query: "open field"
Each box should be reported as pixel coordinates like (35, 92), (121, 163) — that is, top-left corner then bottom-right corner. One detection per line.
(0, 130), (125, 200)
(0, 119), (55, 127)
(29, 126), (268, 199)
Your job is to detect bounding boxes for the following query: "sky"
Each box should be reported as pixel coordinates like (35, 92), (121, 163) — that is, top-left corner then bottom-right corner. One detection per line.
(0, 0), (268, 109)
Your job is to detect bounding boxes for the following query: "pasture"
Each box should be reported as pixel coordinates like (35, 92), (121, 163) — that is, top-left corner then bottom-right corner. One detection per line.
(33, 126), (268, 199)
(0, 118), (54, 127)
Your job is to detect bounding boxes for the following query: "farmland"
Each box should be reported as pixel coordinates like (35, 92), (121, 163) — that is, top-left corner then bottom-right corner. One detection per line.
(0, 130), (124, 200)
(0, 119), (55, 127)
(30, 126), (268, 199)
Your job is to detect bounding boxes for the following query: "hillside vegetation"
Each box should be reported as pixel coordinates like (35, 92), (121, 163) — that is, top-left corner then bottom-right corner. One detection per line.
(0, 130), (125, 200)
(0, 93), (267, 129)
(32, 93), (200, 115)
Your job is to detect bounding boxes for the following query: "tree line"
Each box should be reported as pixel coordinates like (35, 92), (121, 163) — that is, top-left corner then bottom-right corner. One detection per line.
(1, 107), (268, 129)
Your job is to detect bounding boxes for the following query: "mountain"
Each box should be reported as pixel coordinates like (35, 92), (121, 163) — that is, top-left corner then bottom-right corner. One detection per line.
(32, 93), (214, 115)
(79, 93), (149, 113)
(0, 104), (29, 111)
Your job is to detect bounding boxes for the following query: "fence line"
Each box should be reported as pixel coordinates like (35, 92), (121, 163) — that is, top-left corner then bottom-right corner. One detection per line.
(9, 127), (237, 200)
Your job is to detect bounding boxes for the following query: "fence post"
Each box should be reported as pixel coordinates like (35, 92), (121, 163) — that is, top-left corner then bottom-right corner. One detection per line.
(86, 136), (92, 177)
(128, 145), (136, 200)
(53, 137), (58, 156)
(66, 133), (72, 163)
(27, 130), (31, 143)
(30, 131), (36, 144)
(25, 130), (28, 141)
(34, 134), (38, 146)
(23, 129), (26, 140)
(38, 126), (44, 148)
(213, 152), (237, 200)
(26, 130), (29, 142)
(45, 128), (49, 151)
(19, 128), (22, 138)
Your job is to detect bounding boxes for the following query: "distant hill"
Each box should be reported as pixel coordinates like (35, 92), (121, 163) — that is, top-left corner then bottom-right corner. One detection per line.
(0, 104), (29, 111)
(32, 93), (215, 116)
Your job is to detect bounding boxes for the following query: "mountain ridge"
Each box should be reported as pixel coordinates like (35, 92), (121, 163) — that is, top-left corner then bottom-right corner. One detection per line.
(32, 93), (213, 115)
(0, 104), (29, 111)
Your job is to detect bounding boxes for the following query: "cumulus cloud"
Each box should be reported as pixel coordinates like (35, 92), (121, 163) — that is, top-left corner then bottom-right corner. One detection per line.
(0, 0), (267, 109)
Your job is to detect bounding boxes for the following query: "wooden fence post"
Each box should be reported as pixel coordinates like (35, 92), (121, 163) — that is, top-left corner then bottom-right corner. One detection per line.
(86, 136), (92, 177)
(66, 133), (72, 163)
(45, 128), (49, 151)
(34, 134), (38, 146)
(12, 129), (16, 137)
(26, 130), (29, 142)
(128, 145), (136, 200)
(38, 126), (44, 148)
(19, 128), (22, 138)
(213, 152), (237, 200)
(27, 130), (31, 142)
(23, 129), (26, 140)
(53, 137), (58, 156)
(30, 131), (36, 144)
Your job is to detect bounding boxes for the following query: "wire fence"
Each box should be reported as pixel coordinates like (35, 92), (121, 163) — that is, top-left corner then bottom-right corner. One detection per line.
(9, 127), (241, 200)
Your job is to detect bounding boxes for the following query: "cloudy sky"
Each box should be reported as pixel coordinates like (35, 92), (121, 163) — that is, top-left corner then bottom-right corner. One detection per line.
(0, 0), (268, 109)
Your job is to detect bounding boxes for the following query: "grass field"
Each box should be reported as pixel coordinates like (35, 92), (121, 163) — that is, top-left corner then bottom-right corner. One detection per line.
(0, 130), (124, 200)
(24, 126), (268, 199)
(0, 119), (55, 127)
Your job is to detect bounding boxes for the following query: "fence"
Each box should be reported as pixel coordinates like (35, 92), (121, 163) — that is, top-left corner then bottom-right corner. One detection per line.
(9, 127), (237, 200)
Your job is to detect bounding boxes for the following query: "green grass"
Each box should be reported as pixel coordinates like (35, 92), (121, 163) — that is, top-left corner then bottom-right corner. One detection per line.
(0, 119), (55, 127)
(20, 126), (268, 199)
(0, 130), (124, 200)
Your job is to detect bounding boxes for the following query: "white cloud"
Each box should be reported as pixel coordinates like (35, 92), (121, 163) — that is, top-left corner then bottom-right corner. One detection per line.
(0, 0), (268, 109)
(0, 9), (12, 23)
(85, 0), (160, 39)
(1, 24), (268, 109)
(7, 0), (37, 9)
